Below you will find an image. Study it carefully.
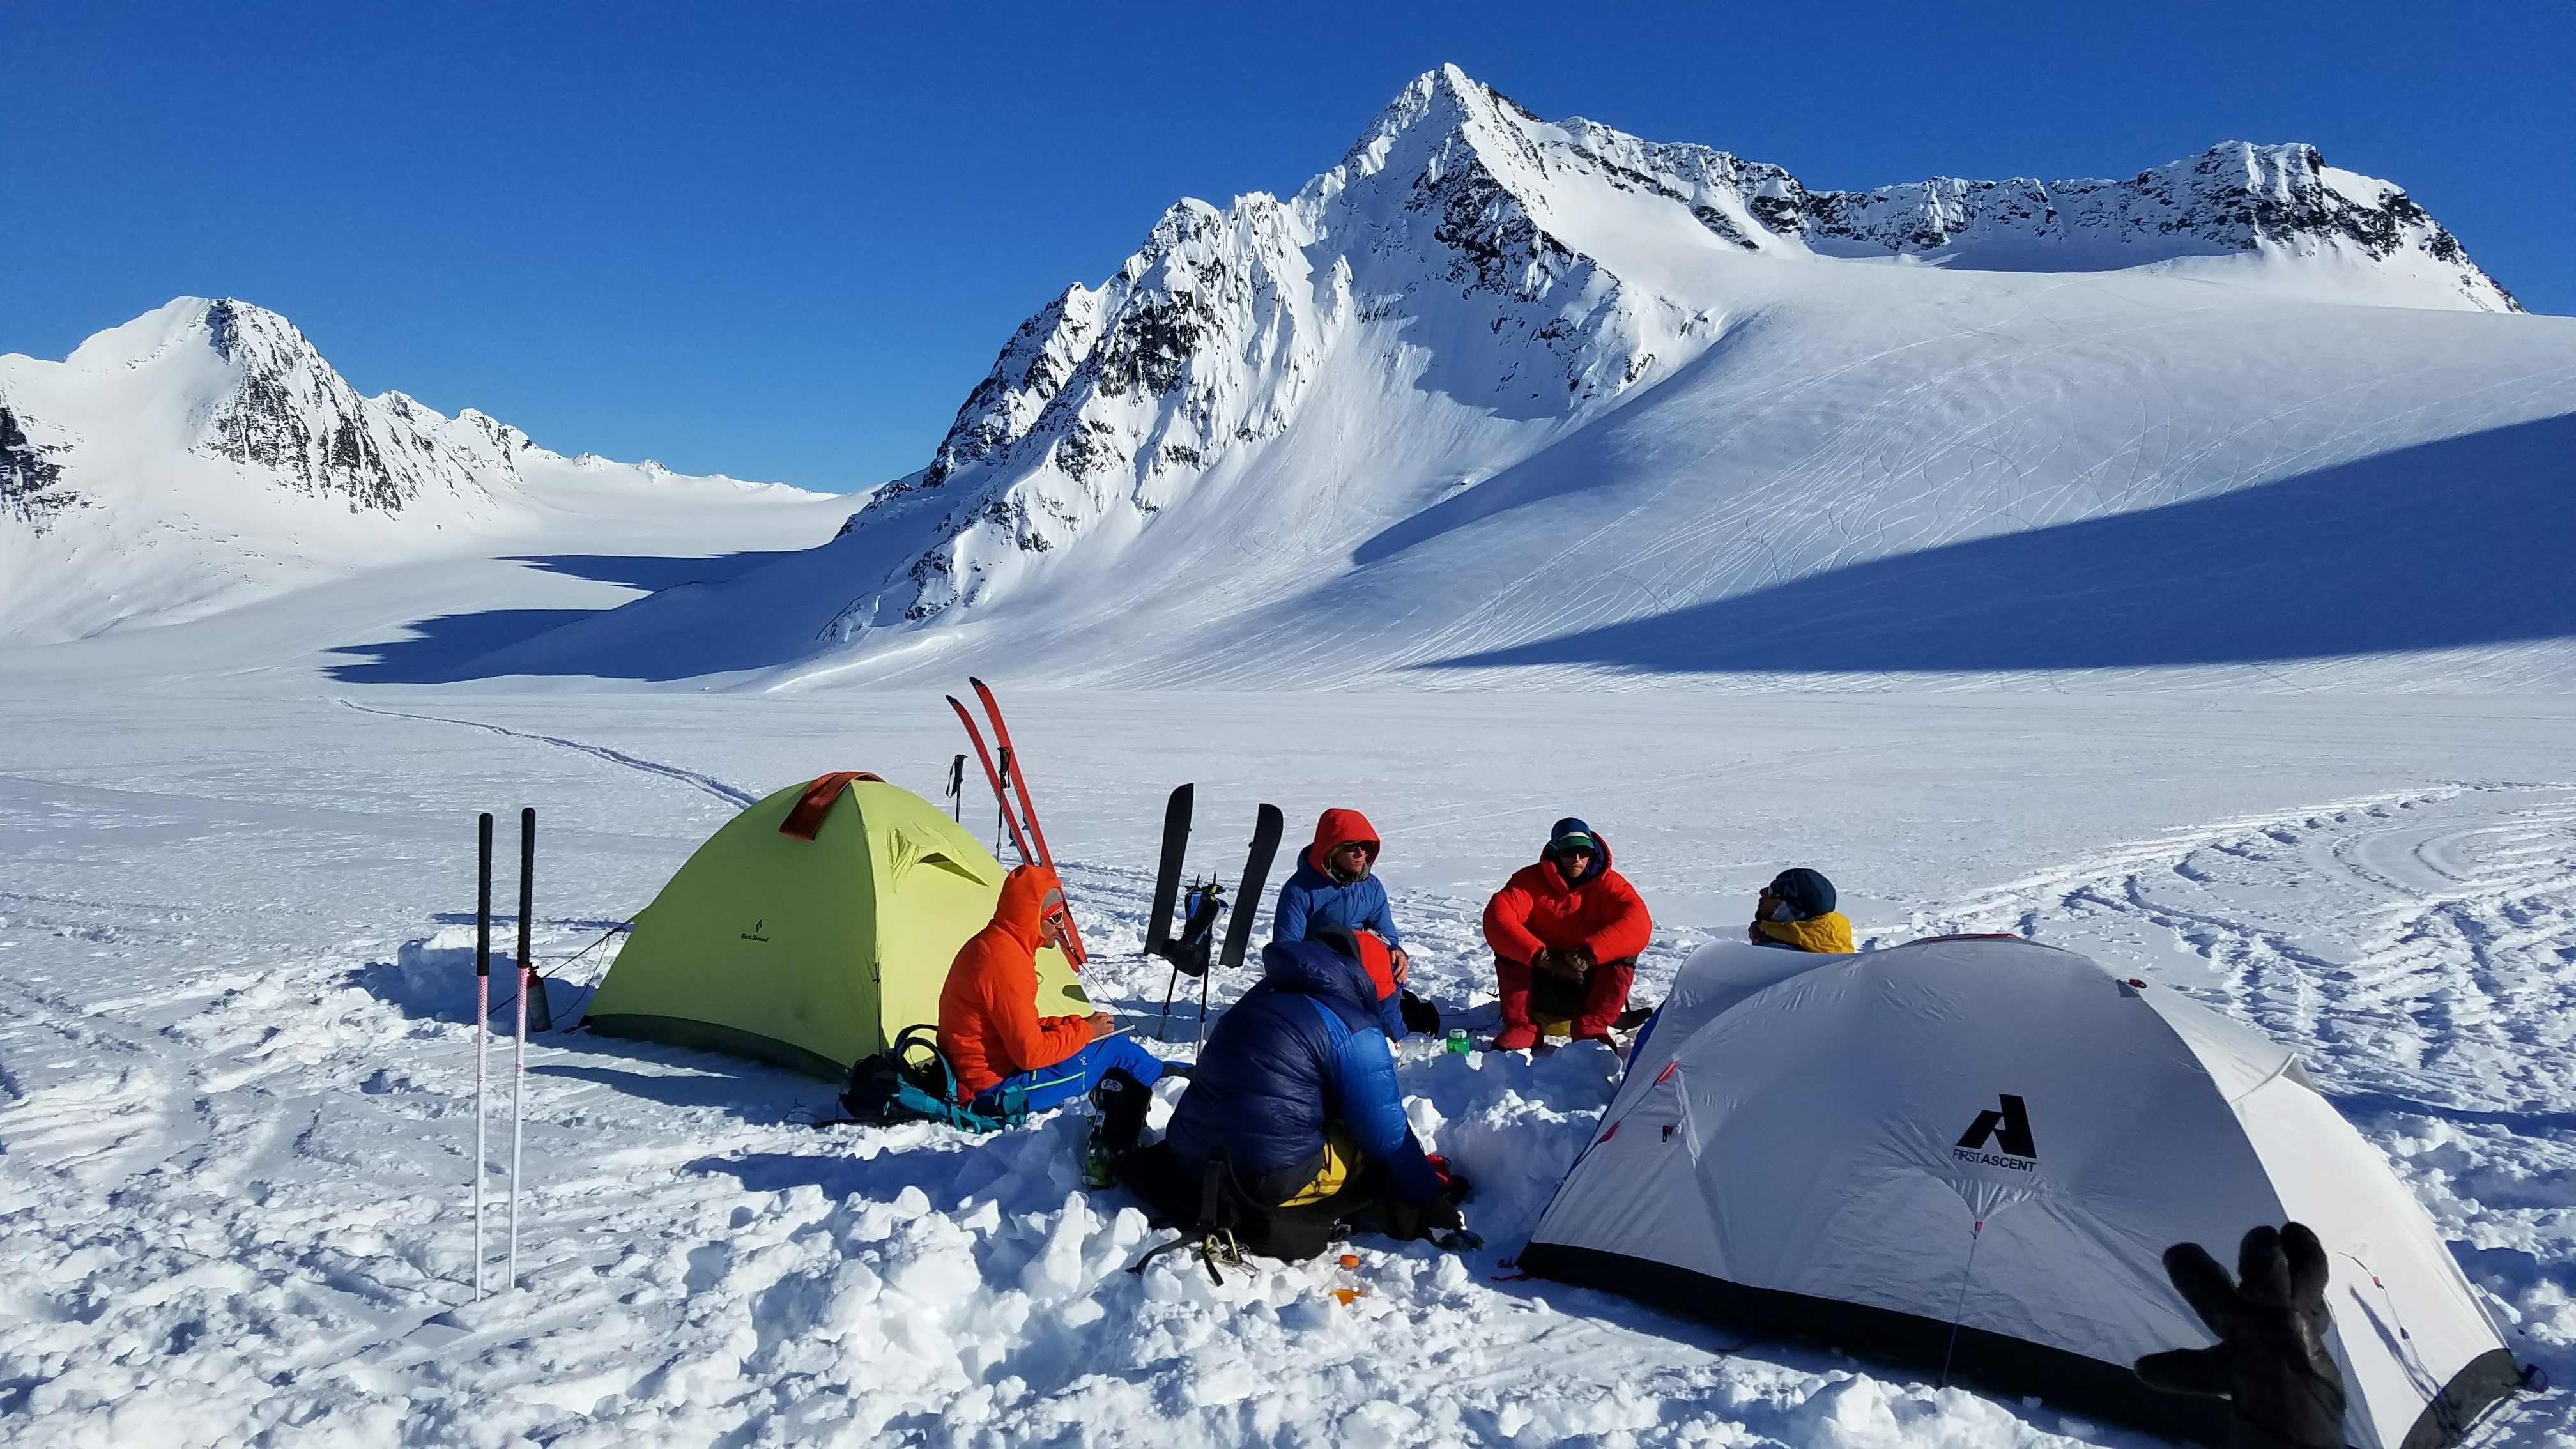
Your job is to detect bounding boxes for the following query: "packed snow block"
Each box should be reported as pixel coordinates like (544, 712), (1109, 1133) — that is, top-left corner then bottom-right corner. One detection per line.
(583, 774), (1086, 1082)
(1521, 937), (2520, 1449)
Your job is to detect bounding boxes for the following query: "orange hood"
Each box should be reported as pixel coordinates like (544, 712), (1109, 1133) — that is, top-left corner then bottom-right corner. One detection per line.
(1307, 807), (1382, 874)
(991, 862), (1065, 950)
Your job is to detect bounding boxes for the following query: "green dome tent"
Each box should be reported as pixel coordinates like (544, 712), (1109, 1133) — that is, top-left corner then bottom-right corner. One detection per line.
(583, 772), (1089, 1081)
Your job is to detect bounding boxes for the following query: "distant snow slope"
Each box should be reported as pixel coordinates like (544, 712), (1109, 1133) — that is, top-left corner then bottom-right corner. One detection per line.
(0, 298), (835, 645)
(486, 65), (2573, 691)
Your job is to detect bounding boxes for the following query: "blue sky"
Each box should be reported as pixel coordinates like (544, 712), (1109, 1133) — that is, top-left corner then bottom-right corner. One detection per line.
(9, 1), (2570, 491)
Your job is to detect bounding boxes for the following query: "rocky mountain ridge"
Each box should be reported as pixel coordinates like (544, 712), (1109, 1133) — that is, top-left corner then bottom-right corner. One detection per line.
(832, 65), (2518, 638)
(0, 297), (815, 643)
(0, 298), (702, 537)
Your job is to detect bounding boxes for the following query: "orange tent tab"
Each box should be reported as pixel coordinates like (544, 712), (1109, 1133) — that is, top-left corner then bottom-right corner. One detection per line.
(779, 771), (884, 841)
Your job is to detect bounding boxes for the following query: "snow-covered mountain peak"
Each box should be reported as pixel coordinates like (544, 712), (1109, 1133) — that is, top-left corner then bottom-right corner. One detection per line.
(1, 297), (826, 643)
(806, 67), (2521, 644)
(22, 295), (496, 516)
(1308, 63), (1526, 197)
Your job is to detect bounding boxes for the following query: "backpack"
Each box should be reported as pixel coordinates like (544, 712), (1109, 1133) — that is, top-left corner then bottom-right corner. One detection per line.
(1117, 1140), (1349, 1271)
(839, 1024), (1027, 1133)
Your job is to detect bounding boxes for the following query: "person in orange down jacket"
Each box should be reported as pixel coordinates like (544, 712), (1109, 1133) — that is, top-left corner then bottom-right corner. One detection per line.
(1482, 818), (1652, 1051)
(938, 864), (1177, 1114)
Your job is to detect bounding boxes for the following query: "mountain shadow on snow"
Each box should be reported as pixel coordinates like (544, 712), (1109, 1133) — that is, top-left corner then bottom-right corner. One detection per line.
(325, 550), (802, 684)
(1423, 413), (2576, 676)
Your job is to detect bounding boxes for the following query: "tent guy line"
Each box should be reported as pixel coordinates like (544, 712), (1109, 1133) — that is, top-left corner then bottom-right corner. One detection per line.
(335, 698), (760, 808)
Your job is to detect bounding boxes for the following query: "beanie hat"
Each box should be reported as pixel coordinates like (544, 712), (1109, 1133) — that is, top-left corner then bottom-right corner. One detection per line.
(1770, 867), (1837, 919)
(1546, 817), (1597, 855)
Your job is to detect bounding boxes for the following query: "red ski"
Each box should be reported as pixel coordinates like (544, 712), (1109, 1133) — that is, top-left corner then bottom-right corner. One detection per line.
(946, 682), (1089, 965)
(947, 694), (1038, 864)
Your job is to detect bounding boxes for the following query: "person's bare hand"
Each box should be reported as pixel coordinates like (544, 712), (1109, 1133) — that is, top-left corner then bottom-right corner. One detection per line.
(1390, 946), (1410, 985)
(1087, 1012), (1118, 1041)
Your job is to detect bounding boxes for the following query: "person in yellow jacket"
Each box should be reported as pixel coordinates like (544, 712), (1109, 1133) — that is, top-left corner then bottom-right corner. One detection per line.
(1748, 868), (1854, 953)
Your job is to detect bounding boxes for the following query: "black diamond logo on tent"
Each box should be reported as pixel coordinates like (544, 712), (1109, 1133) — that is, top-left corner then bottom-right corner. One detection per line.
(1956, 1094), (2037, 1159)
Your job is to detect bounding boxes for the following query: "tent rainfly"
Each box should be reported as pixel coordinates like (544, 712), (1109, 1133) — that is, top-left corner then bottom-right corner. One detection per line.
(1522, 937), (2520, 1449)
(584, 772), (1087, 1080)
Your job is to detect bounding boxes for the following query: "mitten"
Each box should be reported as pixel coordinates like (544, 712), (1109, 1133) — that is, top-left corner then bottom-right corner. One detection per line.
(2135, 1222), (2345, 1449)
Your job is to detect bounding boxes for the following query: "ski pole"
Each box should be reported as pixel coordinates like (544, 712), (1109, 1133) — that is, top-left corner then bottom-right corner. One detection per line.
(510, 807), (533, 1291)
(1157, 970), (1179, 1043)
(473, 811), (492, 1300)
(994, 746), (1013, 858)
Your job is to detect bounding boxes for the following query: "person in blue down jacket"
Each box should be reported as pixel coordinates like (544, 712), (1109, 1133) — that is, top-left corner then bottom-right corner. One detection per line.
(1151, 933), (1458, 1245)
(1275, 806), (1413, 1038)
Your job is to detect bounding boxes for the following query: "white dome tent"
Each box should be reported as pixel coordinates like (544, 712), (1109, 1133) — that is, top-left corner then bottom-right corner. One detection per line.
(1521, 937), (2522, 1448)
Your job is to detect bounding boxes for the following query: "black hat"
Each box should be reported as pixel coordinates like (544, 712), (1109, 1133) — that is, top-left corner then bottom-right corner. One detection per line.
(1769, 867), (1836, 918)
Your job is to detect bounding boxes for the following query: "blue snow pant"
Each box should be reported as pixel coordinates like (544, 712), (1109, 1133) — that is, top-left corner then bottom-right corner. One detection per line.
(974, 1036), (1166, 1116)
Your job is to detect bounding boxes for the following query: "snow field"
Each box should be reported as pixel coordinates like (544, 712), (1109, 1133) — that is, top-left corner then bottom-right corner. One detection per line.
(3, 686), (2574, 1446)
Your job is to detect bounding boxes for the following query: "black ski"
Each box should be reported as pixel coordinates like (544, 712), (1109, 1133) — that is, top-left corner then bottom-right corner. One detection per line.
(1146, 784), (1192, 963)
(1142, 794), (1282, 1045)
(1220, 804), (1284, 970)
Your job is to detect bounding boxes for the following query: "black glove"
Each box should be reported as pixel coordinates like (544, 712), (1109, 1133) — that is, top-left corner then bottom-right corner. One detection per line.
(1381, 1193), (1464, 1241)
(1530, 948), (1581, 981)
(1399, 989), (1441, 1035)
(2135, 1222), (2346, 1449)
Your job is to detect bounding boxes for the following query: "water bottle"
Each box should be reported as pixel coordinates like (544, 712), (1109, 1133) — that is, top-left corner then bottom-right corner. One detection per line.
(1446, 1027), (1471, 1056)
(1331, 1252), (1367, 1306)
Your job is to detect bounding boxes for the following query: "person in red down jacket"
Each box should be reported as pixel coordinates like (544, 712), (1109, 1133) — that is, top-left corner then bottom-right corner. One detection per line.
(1481, 817), (1652, 1050)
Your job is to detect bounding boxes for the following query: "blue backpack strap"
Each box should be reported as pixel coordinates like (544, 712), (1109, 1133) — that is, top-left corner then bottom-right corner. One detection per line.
(889, 1023), (1025, 1133)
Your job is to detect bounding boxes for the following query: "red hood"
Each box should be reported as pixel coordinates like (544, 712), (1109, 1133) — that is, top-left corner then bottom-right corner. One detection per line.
(1307, 807), (1382, 874)
(992, 862), (1064, 949)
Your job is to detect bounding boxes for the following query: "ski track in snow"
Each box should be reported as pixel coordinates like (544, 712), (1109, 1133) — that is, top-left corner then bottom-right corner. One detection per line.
(1917, 782), (2576, 1426)
(5, 774), (2576, 1445)
(335, 699), (763, 809)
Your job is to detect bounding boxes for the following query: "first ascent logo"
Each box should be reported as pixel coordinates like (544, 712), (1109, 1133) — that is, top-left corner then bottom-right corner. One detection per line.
(1953, 1094), (2038, 1172)
(740, 919), (771, 942)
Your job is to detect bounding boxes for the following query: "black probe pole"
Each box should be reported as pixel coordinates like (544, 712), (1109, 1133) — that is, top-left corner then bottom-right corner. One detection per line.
(518, 808), (548, 1032)
(508, 807), (535, 1289)
(473, 811), (492, 1299)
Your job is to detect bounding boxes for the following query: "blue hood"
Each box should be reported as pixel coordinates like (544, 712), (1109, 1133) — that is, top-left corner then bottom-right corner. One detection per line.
(1259, 940), (1382, 1020)
(1284, 852), (1337, 893)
